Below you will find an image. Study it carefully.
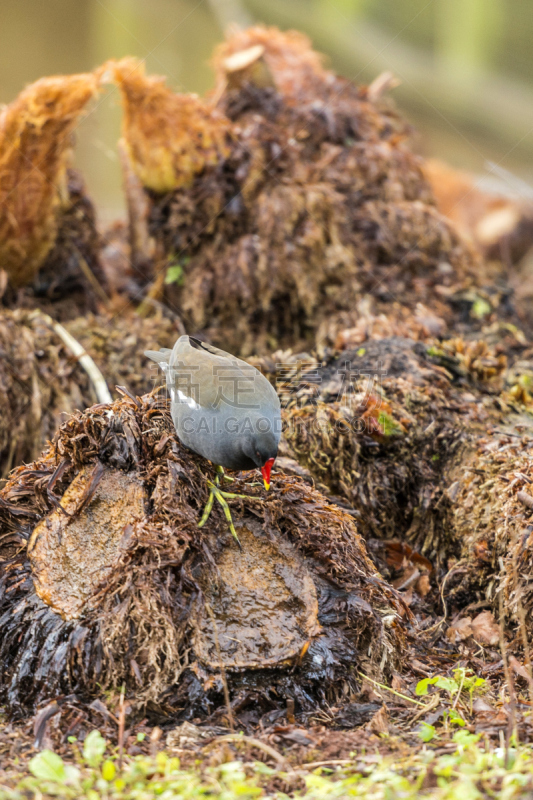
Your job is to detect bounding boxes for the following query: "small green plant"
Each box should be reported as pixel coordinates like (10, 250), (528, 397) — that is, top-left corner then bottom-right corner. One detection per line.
(471, 297), (491, 319)
(417, 722), (437, 742)
(5, 730), (533, 799)
(377, 410), (403, 437)
(416, 668), (485, 704)
(443, 708), (466, 728)
(164, 256), (190, 286)
(415, 668), (487, 734)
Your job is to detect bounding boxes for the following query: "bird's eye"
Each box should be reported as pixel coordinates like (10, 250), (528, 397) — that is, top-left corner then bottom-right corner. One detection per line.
(255, 450), (260, 458)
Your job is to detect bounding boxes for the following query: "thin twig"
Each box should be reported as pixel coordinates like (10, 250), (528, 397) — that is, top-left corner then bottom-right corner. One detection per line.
(29, 311), (112, 404)
(358, 672), (427, 708)
(452, 670), (465, 711)
(424, 564), (468, 635)
(73, 246), (111, 307)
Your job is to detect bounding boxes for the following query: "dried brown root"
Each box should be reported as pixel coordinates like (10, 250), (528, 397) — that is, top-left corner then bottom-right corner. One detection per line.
(112, 26), (485, 356)
(0, 310), (181, 480)
(0, 73), (106, 312)
(0, 393), (407, 718)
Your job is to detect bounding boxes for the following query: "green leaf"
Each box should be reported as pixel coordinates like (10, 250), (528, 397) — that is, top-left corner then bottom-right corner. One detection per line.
(418, 722), (436, 742)
(447, 708), (466, 727)
(83, 730), (107, 768)
(451, 667), (486, 695)
(29, 750), (72, 784)
(434, 676), (459, 696)
(471, 297), (491, 319)
(165, 264), (184, 285)
(164, 256), (190, 286)
(453, 730), (481, 746)
(416, 675), (459, 698)
(415, 677), (438, 696)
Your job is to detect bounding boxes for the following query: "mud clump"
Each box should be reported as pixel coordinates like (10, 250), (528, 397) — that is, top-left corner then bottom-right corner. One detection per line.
(0, 393), (406, 719)
(114, 28), (486, 356)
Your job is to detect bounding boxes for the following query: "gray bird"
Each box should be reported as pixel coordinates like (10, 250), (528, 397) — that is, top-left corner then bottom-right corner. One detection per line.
(145, 335), (281, 545)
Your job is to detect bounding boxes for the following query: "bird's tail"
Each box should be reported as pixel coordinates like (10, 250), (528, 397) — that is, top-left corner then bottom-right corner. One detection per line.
(144, 348), (173, 369)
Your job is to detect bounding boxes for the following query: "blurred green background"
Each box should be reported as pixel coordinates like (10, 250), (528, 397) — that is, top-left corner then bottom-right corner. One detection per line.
(1, 0), (532, 222)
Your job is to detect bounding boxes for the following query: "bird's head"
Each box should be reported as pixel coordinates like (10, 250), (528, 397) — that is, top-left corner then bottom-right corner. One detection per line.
(243, 429), (278, 490)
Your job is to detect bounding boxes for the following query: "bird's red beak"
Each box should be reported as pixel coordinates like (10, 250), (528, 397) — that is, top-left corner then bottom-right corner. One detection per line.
(261, 458), (275, 491)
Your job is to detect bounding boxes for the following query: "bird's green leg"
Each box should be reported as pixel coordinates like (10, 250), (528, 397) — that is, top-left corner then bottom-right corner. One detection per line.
(198, 471), (247, 548)
(198, 488), (215, 527)
(210, 484), (243, 549)
(216, 465), (235, 483)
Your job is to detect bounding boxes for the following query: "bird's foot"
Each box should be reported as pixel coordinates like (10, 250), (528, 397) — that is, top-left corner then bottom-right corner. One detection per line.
(215, 464), (235, 483)
(198, 478), (247, 549)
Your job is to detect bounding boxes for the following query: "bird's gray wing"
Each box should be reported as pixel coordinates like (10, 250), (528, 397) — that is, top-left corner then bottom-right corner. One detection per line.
(170, 336), (260, 410)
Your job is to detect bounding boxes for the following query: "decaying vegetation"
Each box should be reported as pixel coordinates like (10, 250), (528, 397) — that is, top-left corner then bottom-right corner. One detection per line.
(423, 158), (533, 267)
(0, 310), (180, 480)
(261, 334), (525, 573)
(0, 392), (406, 716)
(0, 72), (107, 317)
(445, 426), (533, 628)
(4, 23), (533, 778)
(113, 28), (500, 356)
(281, 339), (475, 565)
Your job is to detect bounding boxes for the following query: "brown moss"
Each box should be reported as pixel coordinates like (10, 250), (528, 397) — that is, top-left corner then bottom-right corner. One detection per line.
(0, 393), (406, 717)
